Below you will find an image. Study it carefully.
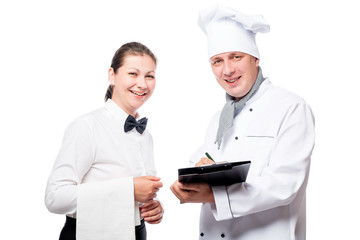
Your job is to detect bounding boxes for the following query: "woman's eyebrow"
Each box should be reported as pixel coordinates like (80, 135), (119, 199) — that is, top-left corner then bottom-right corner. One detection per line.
(126, 68), (140, 72)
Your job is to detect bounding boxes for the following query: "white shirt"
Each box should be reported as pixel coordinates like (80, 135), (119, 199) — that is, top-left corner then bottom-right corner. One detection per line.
(189, 79), (315, 240)
(45, 99), (156, 218)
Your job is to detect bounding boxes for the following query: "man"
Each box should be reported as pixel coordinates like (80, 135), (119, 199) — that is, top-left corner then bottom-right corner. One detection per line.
(171, 5), (315, 240)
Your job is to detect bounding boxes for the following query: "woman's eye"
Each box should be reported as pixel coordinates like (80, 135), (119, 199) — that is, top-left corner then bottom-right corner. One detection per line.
(146, 75), (155, 79)
(129, 72), (137, 76)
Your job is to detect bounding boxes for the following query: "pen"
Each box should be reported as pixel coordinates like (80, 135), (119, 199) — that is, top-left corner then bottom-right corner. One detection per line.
(205, 152), (215, 162)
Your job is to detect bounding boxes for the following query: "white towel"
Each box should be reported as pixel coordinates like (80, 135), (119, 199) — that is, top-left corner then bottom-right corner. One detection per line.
(76, 177), (137, 240)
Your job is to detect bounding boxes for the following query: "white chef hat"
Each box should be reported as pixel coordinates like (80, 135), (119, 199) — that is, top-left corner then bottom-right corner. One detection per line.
(198, 5), (270, 59)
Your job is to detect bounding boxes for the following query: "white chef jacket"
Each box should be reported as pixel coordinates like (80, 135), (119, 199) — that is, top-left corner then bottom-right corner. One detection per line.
(189, 79), (315, 240)
(45, 99), (157, 218)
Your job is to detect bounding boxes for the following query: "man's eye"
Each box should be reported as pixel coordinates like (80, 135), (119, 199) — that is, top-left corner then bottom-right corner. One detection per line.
(146, 75), (155, 79)
(129, 72), (136, 76)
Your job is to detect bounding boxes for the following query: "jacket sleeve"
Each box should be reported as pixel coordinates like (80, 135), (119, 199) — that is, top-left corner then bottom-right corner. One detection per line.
(44, 117), (95, 215)
(211, 100), (315, 220)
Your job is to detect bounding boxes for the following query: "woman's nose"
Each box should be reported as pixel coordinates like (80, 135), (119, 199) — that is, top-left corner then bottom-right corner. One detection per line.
(136, 76), (147, 89)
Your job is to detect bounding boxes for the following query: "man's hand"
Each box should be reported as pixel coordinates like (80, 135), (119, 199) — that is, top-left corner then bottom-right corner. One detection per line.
(195, 157), (215, 167)
(134, 176), (163, 203)
(170, 180), (215, 204)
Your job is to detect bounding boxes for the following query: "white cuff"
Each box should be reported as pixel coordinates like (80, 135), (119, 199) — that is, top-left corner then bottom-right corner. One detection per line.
(211, 185), (233, 221)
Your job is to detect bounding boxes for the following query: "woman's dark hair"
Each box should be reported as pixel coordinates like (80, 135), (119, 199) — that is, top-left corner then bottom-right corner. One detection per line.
(104, 42), (157, 101)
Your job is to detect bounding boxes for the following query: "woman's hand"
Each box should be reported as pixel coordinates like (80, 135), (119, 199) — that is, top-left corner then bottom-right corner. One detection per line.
(170, 180), (215, 204)
(140, 200), (164, 224)
(134, 176), (163, 203)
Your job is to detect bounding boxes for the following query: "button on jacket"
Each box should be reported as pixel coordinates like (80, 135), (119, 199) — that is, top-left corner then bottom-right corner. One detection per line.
(45, 99), (156, 217)
(189, 79), (315, 240)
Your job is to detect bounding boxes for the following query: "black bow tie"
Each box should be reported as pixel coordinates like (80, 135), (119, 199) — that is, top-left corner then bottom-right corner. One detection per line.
(124, 115), (148, 134)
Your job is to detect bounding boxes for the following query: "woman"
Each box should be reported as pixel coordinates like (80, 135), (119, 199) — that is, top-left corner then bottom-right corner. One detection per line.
(45, 42), (164, 240)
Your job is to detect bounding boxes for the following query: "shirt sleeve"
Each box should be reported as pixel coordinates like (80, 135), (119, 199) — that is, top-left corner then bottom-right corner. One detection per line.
(211, 101), (315, 220)
(45, 117), (95, 215)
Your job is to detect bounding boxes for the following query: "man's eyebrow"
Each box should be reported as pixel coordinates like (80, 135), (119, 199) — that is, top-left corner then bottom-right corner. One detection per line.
(229, 53), (240, 57)
(210, 57), (221, 62)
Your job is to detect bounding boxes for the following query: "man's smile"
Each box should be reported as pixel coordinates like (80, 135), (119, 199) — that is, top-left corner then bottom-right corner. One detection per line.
(224, 76), (241, 83)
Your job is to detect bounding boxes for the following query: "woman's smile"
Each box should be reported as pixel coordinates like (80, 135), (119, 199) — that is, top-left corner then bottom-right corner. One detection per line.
(130, 90), (147, 97)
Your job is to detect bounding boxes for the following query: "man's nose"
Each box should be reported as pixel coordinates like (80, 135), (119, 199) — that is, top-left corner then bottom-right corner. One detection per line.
(222, 61), (235, 76)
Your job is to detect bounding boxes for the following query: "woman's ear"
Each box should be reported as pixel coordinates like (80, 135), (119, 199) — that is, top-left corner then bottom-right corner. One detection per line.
(108, 68), (115, 85)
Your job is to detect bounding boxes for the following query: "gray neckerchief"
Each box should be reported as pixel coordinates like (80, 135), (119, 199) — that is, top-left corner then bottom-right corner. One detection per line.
(215, 67), (265, 149)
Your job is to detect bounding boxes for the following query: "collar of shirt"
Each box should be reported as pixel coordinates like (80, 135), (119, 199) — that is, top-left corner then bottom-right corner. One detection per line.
(234, 78), (273, 116)
(104, 99), (144, 133)
(246, 78), (272, 105)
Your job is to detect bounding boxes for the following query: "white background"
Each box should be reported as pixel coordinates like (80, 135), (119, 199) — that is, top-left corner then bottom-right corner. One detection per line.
(1, 0), (359, 239)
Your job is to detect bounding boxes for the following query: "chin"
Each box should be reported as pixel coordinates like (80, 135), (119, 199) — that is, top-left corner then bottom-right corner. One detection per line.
(130, 101), (146, 110)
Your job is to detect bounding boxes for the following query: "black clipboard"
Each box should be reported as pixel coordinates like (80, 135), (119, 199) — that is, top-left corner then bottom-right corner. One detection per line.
(178, 161), (251, 186)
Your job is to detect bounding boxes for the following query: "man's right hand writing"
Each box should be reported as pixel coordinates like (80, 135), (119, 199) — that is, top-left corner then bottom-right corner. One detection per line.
(134, 176), (163, 203)
(195, 157), (215, 167)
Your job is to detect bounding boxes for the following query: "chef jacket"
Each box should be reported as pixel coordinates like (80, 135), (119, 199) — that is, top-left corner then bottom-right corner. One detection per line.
(45, 99), (157, 219)
(189, 79), (315, 240)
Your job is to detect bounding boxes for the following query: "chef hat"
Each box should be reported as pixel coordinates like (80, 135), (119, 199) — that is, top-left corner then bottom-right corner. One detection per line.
(198, 5), (270, 59)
